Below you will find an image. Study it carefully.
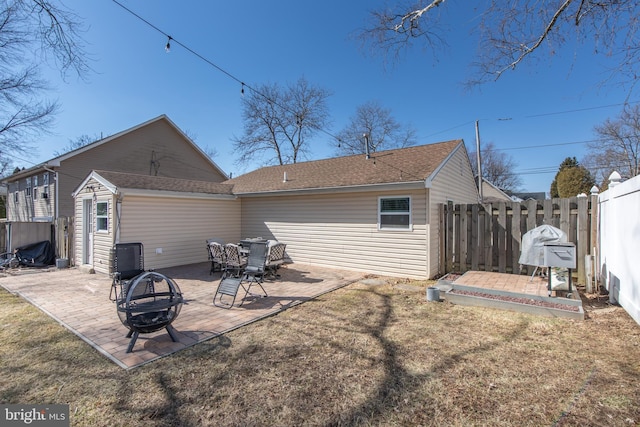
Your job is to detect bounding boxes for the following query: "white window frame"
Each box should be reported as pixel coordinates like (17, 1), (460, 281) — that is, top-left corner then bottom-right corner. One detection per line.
(96, 200), (109, 232)
(25, 177), (31, 197)
(42, 174), (49, 199)
(378, 196), (412, 231)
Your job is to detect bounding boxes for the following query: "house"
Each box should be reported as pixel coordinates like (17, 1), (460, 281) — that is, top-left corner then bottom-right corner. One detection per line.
(510, 191), (547, 201)
(74, 139), (479, 279)
(480, 178), (515, 203)
(72, 170), (238, 274)
(2, 115), (228, 224)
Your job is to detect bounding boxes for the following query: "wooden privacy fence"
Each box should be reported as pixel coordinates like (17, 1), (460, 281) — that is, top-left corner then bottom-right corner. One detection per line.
(439, 196), (598, 286)
(55, 217), (74, 264)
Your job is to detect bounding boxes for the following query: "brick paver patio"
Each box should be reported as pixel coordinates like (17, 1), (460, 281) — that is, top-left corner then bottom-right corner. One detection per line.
(0, 262), (364, 369)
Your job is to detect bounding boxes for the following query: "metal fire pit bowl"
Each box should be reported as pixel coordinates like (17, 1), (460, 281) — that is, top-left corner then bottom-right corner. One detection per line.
(116, 271), (183, 353)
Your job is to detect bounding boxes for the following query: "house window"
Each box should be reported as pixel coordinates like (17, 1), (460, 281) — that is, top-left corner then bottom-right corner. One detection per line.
(96, 201), (109, 232)
(14, 191), (18, 204)
(25, 177), (31, 197)
(379, 196), (411, 230)
(42, 173), (49, 199)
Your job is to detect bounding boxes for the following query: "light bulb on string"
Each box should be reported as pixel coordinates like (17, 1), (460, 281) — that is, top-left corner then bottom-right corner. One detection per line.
(241, 82), (245, 96)
(165, 36), (172, 53)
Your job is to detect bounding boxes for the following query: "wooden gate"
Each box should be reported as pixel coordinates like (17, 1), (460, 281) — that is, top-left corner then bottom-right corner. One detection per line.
(439, 196), (598, 286)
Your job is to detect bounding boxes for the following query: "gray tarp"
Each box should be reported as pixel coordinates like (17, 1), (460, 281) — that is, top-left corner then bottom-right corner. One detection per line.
(518, 224), (567, 267)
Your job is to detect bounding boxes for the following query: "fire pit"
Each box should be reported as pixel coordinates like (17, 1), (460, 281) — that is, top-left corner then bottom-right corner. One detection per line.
(116, 271), (183, 353)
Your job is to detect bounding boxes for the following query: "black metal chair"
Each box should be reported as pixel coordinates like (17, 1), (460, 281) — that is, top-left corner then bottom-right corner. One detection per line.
(213, 242), (269, 308)
(207, 241), (226, 274)
(242, 241), (269, 296)
(266, 242), (287, 279)
(109, 242), (145, 302)
(213, 276), (246, 308)
(223, 243), (247, 278)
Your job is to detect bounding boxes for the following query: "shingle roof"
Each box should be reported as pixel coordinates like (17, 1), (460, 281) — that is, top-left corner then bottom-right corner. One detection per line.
(225, 140), (463, 194)
(93, 170), (234, 195)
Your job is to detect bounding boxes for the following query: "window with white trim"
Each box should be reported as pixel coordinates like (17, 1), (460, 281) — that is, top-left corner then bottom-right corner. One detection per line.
(25, 177), (31, 197)
(96, 201), (109, 232)
(378, 196), (411, 230)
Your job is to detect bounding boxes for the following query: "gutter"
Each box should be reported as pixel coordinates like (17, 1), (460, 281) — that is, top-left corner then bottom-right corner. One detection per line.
(233, 180), (426, 198)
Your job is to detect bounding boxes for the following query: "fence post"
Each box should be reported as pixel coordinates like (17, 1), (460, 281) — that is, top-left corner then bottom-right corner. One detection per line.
(510, 201), (521, 274)
(460, 204), (468, 273)
(576, 195), (589, 286)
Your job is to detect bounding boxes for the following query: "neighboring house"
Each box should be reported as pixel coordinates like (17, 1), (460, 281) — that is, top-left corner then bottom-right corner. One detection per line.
(480, 178), (514, 203)
(72, 170), (238, 275)
(74, 139), (479, 279)
(510, 191), (547, 201)
(2, 115), (228, 223)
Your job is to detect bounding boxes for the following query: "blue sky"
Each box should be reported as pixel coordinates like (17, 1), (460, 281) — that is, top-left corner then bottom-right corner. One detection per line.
(27, 0), (637, 193)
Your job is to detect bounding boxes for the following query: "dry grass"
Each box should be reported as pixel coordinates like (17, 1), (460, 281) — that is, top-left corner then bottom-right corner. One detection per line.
(1, 278), (639, 426)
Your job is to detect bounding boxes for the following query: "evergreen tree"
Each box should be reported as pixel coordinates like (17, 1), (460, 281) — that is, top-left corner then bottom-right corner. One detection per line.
(550, 157), (595, 198)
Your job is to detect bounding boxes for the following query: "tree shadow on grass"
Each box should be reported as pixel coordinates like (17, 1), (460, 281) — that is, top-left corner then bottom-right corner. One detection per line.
(323, 287), (531, 425)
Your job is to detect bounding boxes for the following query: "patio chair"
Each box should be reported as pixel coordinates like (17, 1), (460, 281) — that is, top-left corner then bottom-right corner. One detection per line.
(207, 241), (226, 274)
(213, 241), (269, 308)
(213, 276), (248, 308)
(241, 241), (269, 297)
(109, 242), (145, 302)
(265, 242), (287, 279)
(223, 243), (247, 278)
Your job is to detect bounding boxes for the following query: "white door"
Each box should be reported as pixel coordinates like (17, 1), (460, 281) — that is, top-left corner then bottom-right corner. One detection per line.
(83, 198), (93, 265)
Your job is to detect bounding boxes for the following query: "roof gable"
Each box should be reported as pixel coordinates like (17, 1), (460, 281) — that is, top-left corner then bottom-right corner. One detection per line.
(73, 170), (235, 198)
(3, 115), (227, 181)
(225, 140), (464, 194)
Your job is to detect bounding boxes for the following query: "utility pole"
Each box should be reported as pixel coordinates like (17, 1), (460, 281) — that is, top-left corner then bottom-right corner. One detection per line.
(475, 120), (483, 203)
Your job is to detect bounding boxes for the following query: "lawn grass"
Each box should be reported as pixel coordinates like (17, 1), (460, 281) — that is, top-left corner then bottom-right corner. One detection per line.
(1, 278), (639, 426)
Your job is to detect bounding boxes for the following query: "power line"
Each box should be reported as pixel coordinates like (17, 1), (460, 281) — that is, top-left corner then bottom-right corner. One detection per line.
(494, 138), (600, 152)
(523, 100), (640, 119)
(110, 0), (343, 144)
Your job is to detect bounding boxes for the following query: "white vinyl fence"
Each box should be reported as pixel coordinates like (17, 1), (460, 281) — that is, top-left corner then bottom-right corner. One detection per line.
(598, 173), (640, 325)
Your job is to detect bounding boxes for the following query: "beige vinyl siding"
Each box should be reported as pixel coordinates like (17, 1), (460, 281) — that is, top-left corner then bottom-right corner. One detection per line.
(56, 119), (227, 219)
(119, 195), (240, 270)
(482, 181), (511, 201)
(6, 173), (55, 221)
(7, 180), (29, 221)
(73, 179), (117, 274)
(240, 189), (429, 279)
(428, 145), (478, 277)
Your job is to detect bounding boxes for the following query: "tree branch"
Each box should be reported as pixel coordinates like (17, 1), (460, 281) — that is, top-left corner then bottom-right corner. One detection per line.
(494, 0), (574, 80)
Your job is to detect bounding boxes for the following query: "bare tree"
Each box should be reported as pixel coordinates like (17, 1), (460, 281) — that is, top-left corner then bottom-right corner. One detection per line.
(232, 77), (332, 165)
(582, 105), (640, 186)
(359, 1), (640, 89)
(469, 141), (522, 192)
(0, 1), (89, 157)
(52, 134), (100, 157)
(334, 100), (416, 156)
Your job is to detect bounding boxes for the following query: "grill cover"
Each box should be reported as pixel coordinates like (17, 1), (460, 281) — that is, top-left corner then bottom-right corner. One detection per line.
(518, 224), (567, 267)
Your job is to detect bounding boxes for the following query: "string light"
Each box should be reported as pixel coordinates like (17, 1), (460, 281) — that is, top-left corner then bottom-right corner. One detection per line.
(165, 36), (172, 53)
(111, 0), (345, 145)
(241, 82), (245, 96)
